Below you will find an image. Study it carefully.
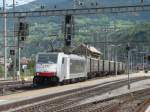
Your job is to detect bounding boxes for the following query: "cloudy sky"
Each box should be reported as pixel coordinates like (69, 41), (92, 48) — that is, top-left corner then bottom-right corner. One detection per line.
(0, 0), (36, 7)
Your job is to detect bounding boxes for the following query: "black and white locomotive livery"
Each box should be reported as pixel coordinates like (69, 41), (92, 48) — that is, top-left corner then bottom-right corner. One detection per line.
(33, 52), (125, 85)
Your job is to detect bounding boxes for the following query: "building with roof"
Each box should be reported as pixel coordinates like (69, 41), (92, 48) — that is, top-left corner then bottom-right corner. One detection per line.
(72, 44), (103, 59)
(20, 57), (29, 65)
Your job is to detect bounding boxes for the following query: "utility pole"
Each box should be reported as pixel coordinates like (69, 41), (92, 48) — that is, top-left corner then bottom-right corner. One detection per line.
(131, 52), (133, 73)
(126, 43), (130, 90)
(115, 46), (118, 76)
(17, 18), (21, 80)
(128, 50), (130, 89)
(13, 0), (17, 80)
(104, 27), (108, 60)
(143, 53), (145, 71)
(17, 18), (22, 80)
(111, 44), (121, 76)
(3, 0), (7, 79)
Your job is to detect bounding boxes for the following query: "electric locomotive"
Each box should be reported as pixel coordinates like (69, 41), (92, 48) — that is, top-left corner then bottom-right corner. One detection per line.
(33, 52), (125, 86)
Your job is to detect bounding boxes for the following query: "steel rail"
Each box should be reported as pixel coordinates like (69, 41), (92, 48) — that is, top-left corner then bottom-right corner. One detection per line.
(7, 77), (148, 112)
(0, 81), (32, 95)
(50, 88), (150, 112)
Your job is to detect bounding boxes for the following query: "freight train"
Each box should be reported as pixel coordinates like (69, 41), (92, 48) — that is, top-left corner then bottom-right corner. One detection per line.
(33, 52), (126, 85)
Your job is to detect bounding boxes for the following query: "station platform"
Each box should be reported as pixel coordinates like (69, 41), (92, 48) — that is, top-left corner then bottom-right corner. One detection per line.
(145, 106), (150, 112)
(79, 73), (150, 104)
(0, 71), (149, 106)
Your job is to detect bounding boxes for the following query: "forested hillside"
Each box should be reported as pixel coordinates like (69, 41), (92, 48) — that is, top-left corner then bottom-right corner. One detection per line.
(20, 15), (150, 57)
(0, 0), (150, 58)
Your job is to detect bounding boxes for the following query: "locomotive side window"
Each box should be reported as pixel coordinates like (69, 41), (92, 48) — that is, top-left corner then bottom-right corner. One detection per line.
(38, 54), (58, 64)
(62, 58), (65, 64)
(70, 59), (85, 74)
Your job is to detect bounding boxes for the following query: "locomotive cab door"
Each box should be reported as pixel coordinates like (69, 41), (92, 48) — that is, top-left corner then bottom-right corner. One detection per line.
(61, 57), (68, 81)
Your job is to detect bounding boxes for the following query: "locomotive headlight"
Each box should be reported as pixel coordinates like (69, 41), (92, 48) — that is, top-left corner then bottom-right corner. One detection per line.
(36, 73), (39, 75)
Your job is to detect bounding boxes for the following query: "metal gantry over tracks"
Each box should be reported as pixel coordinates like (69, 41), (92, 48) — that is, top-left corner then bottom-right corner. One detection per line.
(0, 4), (150, 18)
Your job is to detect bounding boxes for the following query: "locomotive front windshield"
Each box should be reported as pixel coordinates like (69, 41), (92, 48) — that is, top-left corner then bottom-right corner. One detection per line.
(37, 54), (58, 64)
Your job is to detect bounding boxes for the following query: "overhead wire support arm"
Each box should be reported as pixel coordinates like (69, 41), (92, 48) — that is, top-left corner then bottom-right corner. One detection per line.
(0, 4), (150, 18)
(86, 41), (150, 45)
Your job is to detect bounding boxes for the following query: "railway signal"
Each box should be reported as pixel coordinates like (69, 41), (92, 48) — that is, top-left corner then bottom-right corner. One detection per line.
(19, 36), (26, 41)
(64, 15), (74, 46)
(148, 55), (150, 61)
(16, 20), (29, 80)
(141, 0), (144, 3)
(126, 43), (130, 51)
(18, 22), (29, 39)
(10, 49), (15, 55)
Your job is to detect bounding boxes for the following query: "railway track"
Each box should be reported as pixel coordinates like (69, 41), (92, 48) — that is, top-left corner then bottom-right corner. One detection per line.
(0, 76), (115, 96)
(0, 77), (149, 112)
(54, 88), (150, 112)
(0, 80), (32, 96)
(0, 75), (115, 96)
(0, 80), (28, 86)
(0, 74), (148, 96)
